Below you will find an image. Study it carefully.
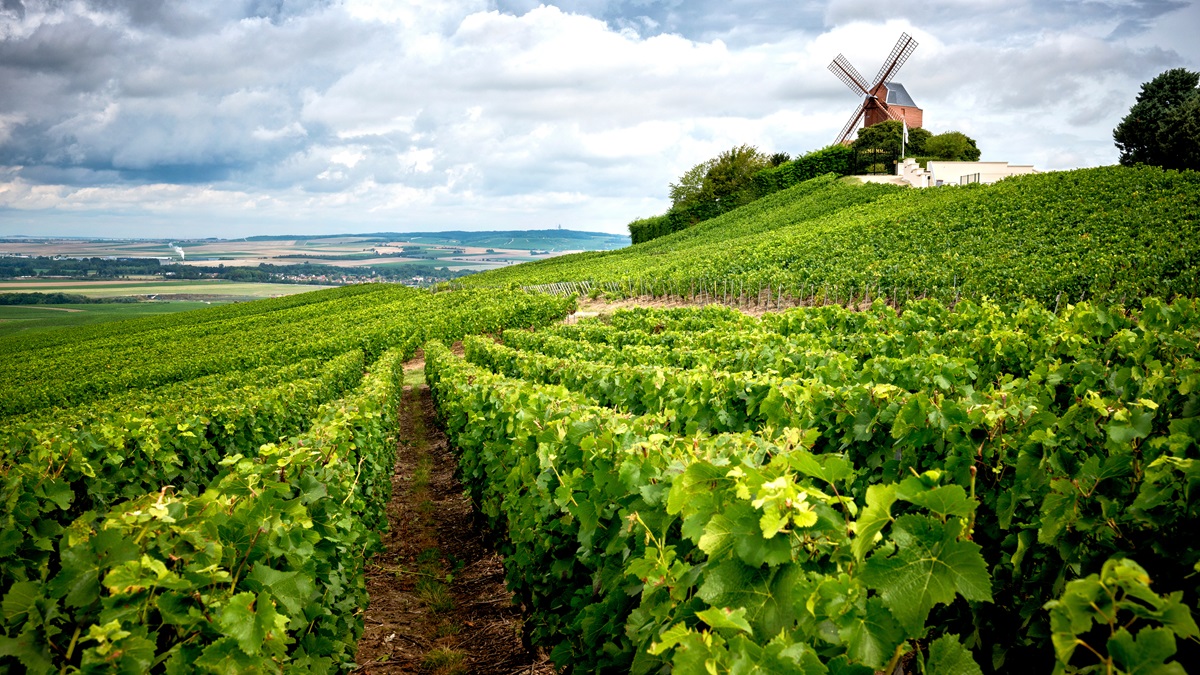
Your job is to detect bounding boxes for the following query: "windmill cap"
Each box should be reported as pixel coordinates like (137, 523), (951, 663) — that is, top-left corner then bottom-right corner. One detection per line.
(884, 82), (918, 107)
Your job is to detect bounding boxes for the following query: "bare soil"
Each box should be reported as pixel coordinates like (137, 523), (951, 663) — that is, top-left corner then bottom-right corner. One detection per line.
(566, 293), (881, 321)
(354, 358), (552, 675)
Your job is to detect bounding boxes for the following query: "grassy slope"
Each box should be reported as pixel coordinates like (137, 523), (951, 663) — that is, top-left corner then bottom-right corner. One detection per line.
(0, 302), (214, 339)
(463, 166), (1200, 305)
(0, 284), (376, 357)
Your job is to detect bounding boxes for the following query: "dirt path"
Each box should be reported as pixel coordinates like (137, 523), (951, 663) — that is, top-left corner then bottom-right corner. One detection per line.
(354, 362), (552, 674)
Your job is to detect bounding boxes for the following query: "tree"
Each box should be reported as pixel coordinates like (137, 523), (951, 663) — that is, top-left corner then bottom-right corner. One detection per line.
(1159, 93), (1200, 170)
(704, 144), (770, 206)
(1114, 67), (1200, 168)
(852, 120), (931, 157)
(668, 144), (770, 211)
(924, 131), (981, 161)
(669, 158), (718, 208)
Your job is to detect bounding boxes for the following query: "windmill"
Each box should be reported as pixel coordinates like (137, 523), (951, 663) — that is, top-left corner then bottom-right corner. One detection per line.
(828, 32), (923, 145)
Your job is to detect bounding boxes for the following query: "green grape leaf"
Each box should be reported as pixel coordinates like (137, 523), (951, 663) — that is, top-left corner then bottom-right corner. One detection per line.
(853, 484), (896, 561)
(700, 501), (791, 567)
(246, 566), (315, 619)
(0, 626), (54, 675)
(725, 632), (827, 675)
(1157, 594), (1200, 640)
(667, 461), (725, 516)
(696, 606), (754, 634)
(759, 387), (789, 427)
(40, 478), (75, 511)
(1, 581), (41, 623)
(903, 485), (974, 519)
(1105, 408), (1155, 446)
(698, 560), (800, 636)
(837, 597), (903, 669)
(672, 630), (727, 674)
(860, 516), (992, 632)
(80, 624), (156, 674)
(217, 591), (284, 656)
(647, 622), (692, 656)
(765, 632), (829, 675)
(1107, 627), (1185, 675)
(789, 450), (852, 485)
(926, 634), (984, 675)
(826, 654), (875, 675)
(194, 637), (259, 673)
(156, 591), (204, 628)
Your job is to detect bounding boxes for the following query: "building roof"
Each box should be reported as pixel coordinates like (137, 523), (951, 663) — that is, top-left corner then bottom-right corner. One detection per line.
(884, 82), (917, 108)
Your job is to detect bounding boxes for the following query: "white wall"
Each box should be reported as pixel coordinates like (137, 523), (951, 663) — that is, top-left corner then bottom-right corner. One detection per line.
(926, 161), (1037, 186)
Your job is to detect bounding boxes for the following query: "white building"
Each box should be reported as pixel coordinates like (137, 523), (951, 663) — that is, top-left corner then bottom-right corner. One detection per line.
(895, 158), (1038, 188)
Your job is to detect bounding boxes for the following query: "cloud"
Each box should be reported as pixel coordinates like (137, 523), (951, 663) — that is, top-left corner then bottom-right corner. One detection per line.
(0, 0), (1197, 237)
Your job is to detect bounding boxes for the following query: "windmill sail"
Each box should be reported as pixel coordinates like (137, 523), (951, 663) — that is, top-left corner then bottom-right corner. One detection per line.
(826, 32), (920, 145)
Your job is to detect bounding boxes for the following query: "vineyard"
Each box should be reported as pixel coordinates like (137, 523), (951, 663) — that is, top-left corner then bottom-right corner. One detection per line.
(427, 299), (1200, 673)
(460, 166), (1200, 307)
(1, 162), (1199, 673)
(0, 285), (573, 672)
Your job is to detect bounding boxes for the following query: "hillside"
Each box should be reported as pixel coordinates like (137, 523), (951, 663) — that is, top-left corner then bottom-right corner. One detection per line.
(2, 165), (1199, 674)
(463, 166), (1200, 305)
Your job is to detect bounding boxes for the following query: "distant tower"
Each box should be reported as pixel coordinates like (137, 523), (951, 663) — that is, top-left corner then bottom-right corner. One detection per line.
(828, 33), (923, 144)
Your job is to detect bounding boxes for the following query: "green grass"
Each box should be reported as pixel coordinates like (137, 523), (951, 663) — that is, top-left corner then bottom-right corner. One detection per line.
(421, 647), (467, 674)
(0, 302), (215, 339)
(402, 368), (426, 387)
(0, 279), (334, 298)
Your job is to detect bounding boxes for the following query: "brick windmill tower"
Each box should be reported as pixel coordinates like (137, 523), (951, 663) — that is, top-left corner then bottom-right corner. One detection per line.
(828, 33), (923, 144)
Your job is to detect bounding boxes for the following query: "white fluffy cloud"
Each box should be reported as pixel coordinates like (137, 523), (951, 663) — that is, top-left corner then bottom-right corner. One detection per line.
(0, 0), (1195, 237)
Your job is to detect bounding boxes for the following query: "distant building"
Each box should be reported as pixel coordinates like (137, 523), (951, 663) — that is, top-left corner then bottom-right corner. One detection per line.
(894, 158), (1038, 188)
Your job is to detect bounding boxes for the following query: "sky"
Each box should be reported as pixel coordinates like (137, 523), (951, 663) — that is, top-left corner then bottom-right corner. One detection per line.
(0, 0), (1196, 238)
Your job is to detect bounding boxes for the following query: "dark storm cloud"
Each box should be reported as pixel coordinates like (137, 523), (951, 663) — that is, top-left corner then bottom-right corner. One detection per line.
(0, 0), (381, 188)
(1106, 0), (1190, 37)
(2, 0), (25, 20)
(66, 0), (333, 32)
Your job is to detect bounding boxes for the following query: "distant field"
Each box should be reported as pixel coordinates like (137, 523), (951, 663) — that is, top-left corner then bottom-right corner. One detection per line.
(0, 279), (334, 298)
(0, 232), (624, 286)
(175, 256), (448, 268)
(0, 231), (630, 272)
(0, 302), (213, 338)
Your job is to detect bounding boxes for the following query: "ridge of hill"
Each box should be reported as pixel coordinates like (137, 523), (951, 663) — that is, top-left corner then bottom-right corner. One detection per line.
(461, 166), (1200, 306)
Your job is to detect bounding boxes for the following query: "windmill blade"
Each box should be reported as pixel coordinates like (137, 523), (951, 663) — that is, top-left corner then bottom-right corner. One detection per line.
(828, 54), (870, 95)
(871, 32), (918, 87)
(834, 102), (867, 145)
